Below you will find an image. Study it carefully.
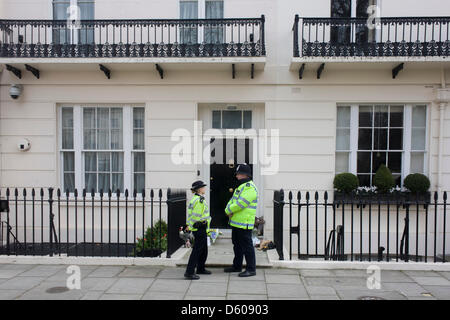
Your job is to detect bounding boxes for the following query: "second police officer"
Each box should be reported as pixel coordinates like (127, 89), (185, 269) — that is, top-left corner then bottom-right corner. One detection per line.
(224, 163), (258, 277)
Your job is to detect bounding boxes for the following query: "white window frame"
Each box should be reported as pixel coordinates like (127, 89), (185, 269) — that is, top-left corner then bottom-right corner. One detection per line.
(336, 103), (429, 186)
(58, 104), (145, 198)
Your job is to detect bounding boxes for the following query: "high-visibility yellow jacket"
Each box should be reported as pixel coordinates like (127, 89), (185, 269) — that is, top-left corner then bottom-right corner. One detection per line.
(187, 193), (211, 233)
(225, 180), (258, 230)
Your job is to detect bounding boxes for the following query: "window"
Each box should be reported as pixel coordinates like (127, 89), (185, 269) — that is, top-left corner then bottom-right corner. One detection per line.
(335, 104), (427, 187)
(212, 110), (252, 129)
(330, 0), (351, 44)
(205, 0), (224, 43)
(180, 0), (198, 44)
(53, 0), (94, 45)
(60, 105), (145, 195)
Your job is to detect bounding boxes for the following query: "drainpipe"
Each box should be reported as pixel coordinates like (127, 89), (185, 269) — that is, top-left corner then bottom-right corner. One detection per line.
(437, 67), (447, 193)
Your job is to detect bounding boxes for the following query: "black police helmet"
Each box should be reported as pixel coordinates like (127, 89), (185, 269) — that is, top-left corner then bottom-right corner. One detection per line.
(235, 163), (252, 178)
(191, 180), (207, 191)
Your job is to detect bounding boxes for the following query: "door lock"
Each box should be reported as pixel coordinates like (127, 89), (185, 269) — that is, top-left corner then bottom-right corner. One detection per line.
(229, 188), (234, 193)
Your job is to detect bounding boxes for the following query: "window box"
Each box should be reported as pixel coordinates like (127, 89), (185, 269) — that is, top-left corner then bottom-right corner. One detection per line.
(333, 191), (431, 205)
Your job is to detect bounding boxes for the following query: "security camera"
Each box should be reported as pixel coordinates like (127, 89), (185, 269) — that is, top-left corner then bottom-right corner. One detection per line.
(9, 84), (22, 99)
(18, 138), (31, 151)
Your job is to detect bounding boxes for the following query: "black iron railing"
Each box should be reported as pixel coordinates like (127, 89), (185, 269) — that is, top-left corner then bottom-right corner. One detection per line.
(273, 190), (449, 263)
(293, 15), (450, 57)
(0, 187), (186, 258)
(0, 16), (265, 58)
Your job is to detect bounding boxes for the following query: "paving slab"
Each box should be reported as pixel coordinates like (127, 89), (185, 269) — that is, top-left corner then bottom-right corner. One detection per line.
(157, 267), (186, 279)
(80, 291), (103, 300)
(304, 276), (367, 288)
(19, 265), (66, 277)
(226, 294), (268, 300)
(410, 276), (450, 286)
(437, 271), (450, 280)
(0, 269), (29, 279)
(106, 278), (154, 294)
(421, 285), (450, 299)
(299, 269), (334, 277)
(17, 281), (86, 300)
(148, 278), (190, 293)
(184, 295), (225, 300)
(142, 291), (185, 300)
(87, 266), (125, 278)
(79, 277), (118, 291)
(381, 282), (428, 297)
(0, 289), (26, 299)
(228, 272), (265, 281)
(228, 280), (267, 295)
(403, 270), (443, 277)
(187, 282), (228, 297)
(266, 283), (308, 299)
(378, 271), (415, 283)
(305, 286), (337, 296)
(0, 276), (44, 290)
(117, 266), (161, 278)
(310, 295), (340, 300)
(335, 288), (407, 300)
(46, 265), (99, 281)
(265, 274), (302, 284)
(100, 293), (143, 300)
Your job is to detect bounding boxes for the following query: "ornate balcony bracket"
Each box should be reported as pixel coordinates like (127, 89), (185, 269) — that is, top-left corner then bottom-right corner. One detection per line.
(317, 63), (325, 79)
(99, 64), (111, 79)
(5, 64), (22, 79)
(25, 64), (40, 79)
(392, 63), (404, 79)
(232, 63), (235, 79)
(299, 63), (306, 79)
(155, 64), (164, 79)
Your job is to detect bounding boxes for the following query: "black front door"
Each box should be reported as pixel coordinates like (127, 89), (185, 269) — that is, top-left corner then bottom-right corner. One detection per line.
(209, 138), (253, 228)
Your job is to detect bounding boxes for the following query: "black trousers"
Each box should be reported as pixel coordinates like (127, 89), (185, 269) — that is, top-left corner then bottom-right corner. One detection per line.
(231, 226), (256, 272)
(185, 227), (208, 275)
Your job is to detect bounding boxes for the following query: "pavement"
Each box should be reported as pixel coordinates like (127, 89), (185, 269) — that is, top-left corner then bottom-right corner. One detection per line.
(0, 232), (449, 300)
(0, 264), (449, 300)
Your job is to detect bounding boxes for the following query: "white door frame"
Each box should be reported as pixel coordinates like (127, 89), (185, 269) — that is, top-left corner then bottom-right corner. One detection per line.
(198, 103), (265, 219)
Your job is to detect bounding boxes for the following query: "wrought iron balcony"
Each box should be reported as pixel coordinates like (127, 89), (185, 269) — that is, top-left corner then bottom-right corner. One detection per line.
(293, 15), (450, 58)
(0, 16), (265, 58)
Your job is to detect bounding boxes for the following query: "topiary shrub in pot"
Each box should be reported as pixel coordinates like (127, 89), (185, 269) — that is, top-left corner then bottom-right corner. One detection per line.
(373, 164), (395, 194)
(333, 173), (359, 194)
(404, 173), (430, 193)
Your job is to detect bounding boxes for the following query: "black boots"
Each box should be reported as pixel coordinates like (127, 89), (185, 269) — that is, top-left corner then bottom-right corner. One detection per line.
(238, 270), (256, 277)
(224, 267), (242, 273)
(184, 273), (200, 280)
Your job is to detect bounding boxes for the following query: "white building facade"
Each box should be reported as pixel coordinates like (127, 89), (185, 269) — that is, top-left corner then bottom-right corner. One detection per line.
(0, 0), (449, 259)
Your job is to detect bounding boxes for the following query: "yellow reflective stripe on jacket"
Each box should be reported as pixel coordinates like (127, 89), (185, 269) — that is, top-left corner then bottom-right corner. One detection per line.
(225, 180), (258, 230)
(187, 194), (211, 232)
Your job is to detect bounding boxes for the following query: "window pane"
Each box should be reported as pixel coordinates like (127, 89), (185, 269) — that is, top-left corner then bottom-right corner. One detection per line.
(411, 152), (425, 173)
(97, 129), (110, 150)
(222, 111), (242, 129)
(134, 152), (145, 172)
(335, 152), (349, 173)
(358, 174), (371, 187)
(212, 111), (221, 128)
(372, 152), (387, 173)
(389, 128), (403, 150)
(388, 152), (402, 174)
(358, 129), (372, 150)
(62, 129), (74, 149)
(205, 0), (224, 43)
(133, 107), (145, 129)
(112, 153), (124, 172)
(112, 173), (124, 192)
(98, 152), (110, 172)
(243, 111), (252, 129)
(336, 128), (350, 150)
(64, 173), (75, 192)
(63, 152), (74, 171)
(84, 129), (96, 149)
(111, 129), (123, 150)
(133, 129), (145, 150)
(359, 105), (373, 127)
(390, 105), (404, 127)
(373, 129), (388, 150)
(134, 173), (145, 193)
(85, 152), (97, 171)
(85, 173), (97, 193)
(83, 108), (96, 128)
(180, 1), (198, 44)
(412, 128), (426, 150)
(374, 105), (388, 127)
(98, 173), (110, 192)
(357, 152), (371, 173)
(110, 108), (123, 129)
(412, 105), (426, 127)
(97, 108), (109, 129)
(337, 106), (351, 127)
(62, 107), (73, 128)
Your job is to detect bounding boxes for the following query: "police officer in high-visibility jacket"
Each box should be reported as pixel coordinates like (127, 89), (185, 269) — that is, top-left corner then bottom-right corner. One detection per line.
(184, 180), (212, 280)
(224, 163), (258, 277)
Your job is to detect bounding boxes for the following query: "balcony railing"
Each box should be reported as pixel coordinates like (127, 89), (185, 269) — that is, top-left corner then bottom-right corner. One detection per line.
(0, 16), (265, 58)
(293, 15), (450, 58)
